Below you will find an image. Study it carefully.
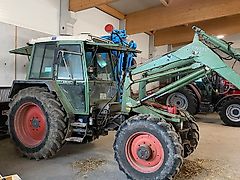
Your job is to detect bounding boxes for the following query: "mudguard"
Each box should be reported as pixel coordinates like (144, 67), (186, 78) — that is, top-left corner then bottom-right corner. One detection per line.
(9, 80), (55, 98)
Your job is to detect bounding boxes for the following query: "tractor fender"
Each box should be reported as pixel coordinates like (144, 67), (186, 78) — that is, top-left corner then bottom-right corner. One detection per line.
(9, 80), (55, 98)
(215, 94), (240, 111)
(9, 80), (75, 116)
(186, 83), (202, 105)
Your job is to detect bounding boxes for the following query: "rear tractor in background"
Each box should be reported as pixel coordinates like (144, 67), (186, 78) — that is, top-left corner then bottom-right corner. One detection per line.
(158, 72), (240, 126)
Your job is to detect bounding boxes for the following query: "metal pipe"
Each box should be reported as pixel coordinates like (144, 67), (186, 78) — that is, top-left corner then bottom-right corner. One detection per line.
(156, 72), (208, 98)
(131, 53), (182, 75)
(139, 68), (206, 103)
(134, 65), (197, 83)
(146, 58), (195, 76)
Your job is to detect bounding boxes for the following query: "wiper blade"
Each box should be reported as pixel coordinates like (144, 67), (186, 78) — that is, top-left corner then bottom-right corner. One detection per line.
(59, 50), (73, 79)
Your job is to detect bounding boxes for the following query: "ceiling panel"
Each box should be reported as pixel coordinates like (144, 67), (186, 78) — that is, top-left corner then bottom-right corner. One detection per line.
(109, 0), (162, 14)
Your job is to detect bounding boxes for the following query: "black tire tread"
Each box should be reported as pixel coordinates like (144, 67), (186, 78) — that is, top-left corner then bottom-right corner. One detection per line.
(185, 88), (198, 115)
(178, 110), (200, 158)
(114, 114), (184, 180)
(218, 96), (240, 127)
(8, 87), (68, 160)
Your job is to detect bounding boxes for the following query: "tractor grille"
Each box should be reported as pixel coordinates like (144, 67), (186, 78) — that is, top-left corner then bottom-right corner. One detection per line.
(0, 87), (11, 103)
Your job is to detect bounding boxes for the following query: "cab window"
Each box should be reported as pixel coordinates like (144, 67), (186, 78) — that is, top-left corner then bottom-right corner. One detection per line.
(30, 43), (56, 79)
(57, 44), (84, 80)
(85, 46), (114, 81)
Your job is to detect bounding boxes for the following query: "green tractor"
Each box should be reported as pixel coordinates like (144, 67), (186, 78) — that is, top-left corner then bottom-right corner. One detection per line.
(7, 27), (240, 179)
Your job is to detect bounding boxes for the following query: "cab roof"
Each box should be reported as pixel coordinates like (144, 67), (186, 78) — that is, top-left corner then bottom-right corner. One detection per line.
(29, 33), (93, 44)
(10, 33), (141, 56)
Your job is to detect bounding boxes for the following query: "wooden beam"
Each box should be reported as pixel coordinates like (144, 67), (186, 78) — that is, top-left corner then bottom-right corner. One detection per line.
(97, 5), (125, 19)
(69, 0), (119, 12)
(145, 31), (155, 36)
(154, 15), (240, 46)
(126, 0), (240, 34)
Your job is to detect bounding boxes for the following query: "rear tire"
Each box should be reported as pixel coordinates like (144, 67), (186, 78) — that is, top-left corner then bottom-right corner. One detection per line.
(114, 115), (183, 180)
(218, 97), (240, 127)
(161, 87), (198, 115)
(8, 87), (68, 160)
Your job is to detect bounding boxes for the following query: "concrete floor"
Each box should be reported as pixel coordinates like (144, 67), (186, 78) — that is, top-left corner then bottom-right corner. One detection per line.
(0, 113), (240, 180)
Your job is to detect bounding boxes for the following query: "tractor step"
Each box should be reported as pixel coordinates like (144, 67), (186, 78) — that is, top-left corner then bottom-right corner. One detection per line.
(72, 128), (86, 133)
(65, 137), (84, 143)
(70, 122), (87, 128)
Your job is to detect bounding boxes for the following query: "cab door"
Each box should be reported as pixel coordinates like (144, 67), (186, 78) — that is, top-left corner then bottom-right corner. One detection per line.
(55, 42), (89, 115)
(85, 49), (118, 105)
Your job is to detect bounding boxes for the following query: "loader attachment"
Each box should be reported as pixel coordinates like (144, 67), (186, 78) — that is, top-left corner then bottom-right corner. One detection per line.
(122, 26), (240, 123)
(172, 34), (240, 90)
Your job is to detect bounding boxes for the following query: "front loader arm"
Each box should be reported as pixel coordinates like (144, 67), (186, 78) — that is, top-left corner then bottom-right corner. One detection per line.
(193, 26), (240, 89)
(176, 29), (240, 90)
(193, 26), (240, 62)
(122, 26), (240, 122)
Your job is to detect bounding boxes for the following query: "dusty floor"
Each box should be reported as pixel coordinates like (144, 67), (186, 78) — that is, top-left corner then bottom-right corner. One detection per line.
(0, 113), (240, 180)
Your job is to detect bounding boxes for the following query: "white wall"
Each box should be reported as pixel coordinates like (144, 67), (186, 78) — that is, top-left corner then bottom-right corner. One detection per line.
(128, 33), (150, 64)
(153, 45), (169, 57)
(0, 0), (59, 86)
(0, 23), (15, 87)
(73, 8), (151, 65)
(74, 8), (119, 36)
(222, 34), (240, 74)
(0, 0), (60, 35)
(127, 33), (151, 93)
(0, 22), (51, 87)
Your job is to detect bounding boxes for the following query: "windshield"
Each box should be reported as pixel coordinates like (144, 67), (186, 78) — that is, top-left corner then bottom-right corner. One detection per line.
(57, 45), (84, 80)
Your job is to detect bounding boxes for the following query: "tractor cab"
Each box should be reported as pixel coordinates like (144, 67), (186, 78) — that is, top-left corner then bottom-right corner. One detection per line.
(10, 34), (130, 113)
(9, 34), (139, 143)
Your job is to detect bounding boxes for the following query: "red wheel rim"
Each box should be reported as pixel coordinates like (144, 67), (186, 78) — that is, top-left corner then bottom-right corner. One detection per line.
(14, 102), (47, 148)
(125, 132), (164, 173)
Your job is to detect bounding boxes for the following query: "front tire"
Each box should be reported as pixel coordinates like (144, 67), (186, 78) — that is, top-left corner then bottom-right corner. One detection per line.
(219, 97), (240, 127)
(178, 110), (199, 158)
(8, 87), (68, 160)
(114, 115), (183, 180)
